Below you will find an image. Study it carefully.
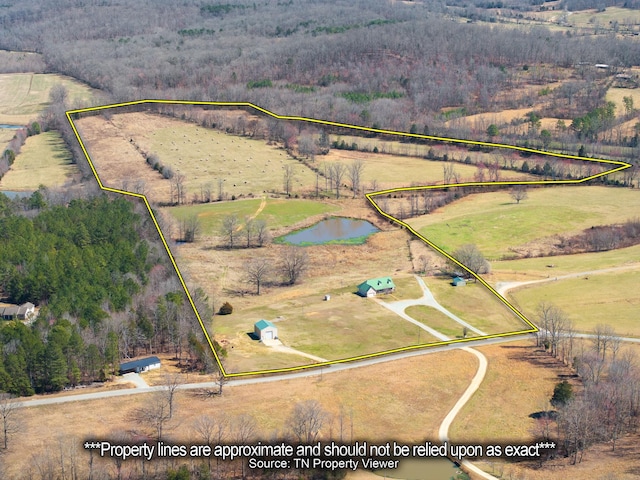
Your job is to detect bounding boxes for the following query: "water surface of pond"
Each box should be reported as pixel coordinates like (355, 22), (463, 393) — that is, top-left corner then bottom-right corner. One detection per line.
(276, 217), (379, 245)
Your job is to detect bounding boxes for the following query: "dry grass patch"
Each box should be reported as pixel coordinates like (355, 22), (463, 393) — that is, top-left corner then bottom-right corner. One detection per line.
(0, 131), (78, 190)
(607, 87), (640, 118)
(110, 111), (318, 198)
(5, 350), (476, 479)
(450, 340), (573, 443)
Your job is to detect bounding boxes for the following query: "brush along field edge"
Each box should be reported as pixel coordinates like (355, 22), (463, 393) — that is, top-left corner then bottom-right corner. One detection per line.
(65, 100), (632, 378)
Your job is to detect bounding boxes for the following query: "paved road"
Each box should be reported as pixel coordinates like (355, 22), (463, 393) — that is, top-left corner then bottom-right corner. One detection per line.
(16, 334), (533, 409)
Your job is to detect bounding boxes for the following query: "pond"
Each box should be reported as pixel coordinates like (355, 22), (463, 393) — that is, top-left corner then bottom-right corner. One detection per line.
(275, 217), (379, 246)
(376, 457), (462, 480)
(0, 124), (23, 129)
(0, 191), (32, 199)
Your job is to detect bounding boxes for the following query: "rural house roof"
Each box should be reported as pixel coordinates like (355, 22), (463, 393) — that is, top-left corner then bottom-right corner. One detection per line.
(119, 356), (161, 372)
(358, 277), (395, 293)
(255, 319), (275, 330)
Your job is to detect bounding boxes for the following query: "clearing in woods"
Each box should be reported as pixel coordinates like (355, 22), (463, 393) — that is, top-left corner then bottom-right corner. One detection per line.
(0, 131), (79, 190)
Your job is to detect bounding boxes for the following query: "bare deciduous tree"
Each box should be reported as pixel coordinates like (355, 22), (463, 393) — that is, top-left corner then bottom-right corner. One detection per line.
(510, 186), (528, 204)
(254, 219), (269, 247)
(130, 392), (173, 440)
(220, 214), (240, 249)
(347, 159), (365, 198)
(180, 214), (200, 242)
(287, 400), (329, 444)
(331, 163), (347, 199)
(0, 393), (20, 449)
(450, 244), (490, 280)
(283, 164), (295, 196)
(245, 257), (270, 295)
(280, 246), (309, 285)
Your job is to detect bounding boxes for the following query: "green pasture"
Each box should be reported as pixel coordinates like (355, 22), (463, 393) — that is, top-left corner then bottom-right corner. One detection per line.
(167, 197), (339, 235)
(0, 131), (77, 190)
(426, 276), (530, 334)
(405, 305), (475, 339)
(509, 269), (640, 337)
(407, 186), (640, 259)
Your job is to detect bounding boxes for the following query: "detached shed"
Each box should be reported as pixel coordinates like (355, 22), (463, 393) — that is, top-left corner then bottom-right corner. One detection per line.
(255, 319), (278, 341)
(119, 356), (161, 375)
(452, 276), (466, 287)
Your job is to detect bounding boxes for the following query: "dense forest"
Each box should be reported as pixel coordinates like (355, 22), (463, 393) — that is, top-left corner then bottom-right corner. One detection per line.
(1, 0), (639, 133)
(0, 193), (216, 395)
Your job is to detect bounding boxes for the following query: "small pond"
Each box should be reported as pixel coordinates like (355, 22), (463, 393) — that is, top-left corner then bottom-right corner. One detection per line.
(0, 124), (23, 130)
(275, 217), (379, 246)
(0, 191), (32, 199)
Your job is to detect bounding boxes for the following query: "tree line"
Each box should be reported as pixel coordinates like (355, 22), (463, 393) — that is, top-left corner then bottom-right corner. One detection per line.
(0, 193), (220, 395)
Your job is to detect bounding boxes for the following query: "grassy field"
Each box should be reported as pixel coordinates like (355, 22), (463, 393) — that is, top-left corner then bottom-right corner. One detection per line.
(0, 131), (78, 190)
(405, 305), (474, 339)
(110, 112), (318, 198)
(606, 87), (640, 118)
(509, 269), (640, 337)
(407, 185), (640, 259)
(214, 285), (440, 372)
(426, 276), (529, 334)
(3, 349), (476, 479)
(326, 137), (535, 189)
(450, 340), (575, 442)
(0, 72), (94, 124)
(384, 276), (423, 301)
(167, 197), (340, 236)
(491, 242), (640, 281)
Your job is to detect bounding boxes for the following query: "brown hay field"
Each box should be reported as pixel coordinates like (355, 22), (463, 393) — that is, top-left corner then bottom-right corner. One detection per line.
(5, 349), (476, 479)
(113, 111), (317, 198)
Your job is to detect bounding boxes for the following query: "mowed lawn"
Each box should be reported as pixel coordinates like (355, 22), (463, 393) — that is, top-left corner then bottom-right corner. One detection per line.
(167, 197), (340, 234)
(405, 305), (475, 339)
(426, 276), (530, 334)
(0, 131), (78, 190)
(509, 269), (640, 337)
(0, 73), (94, 124)
(214, 286), (440, 373)
(408, 186), (640, 259)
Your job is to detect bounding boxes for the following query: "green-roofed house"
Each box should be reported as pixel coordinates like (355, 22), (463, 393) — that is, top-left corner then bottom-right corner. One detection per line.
(357, 277), (396, 297)
(254, 319), (278, 341)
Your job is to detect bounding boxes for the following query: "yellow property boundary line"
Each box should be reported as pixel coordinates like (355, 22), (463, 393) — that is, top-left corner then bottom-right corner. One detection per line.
(66, 100), (631, 378)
